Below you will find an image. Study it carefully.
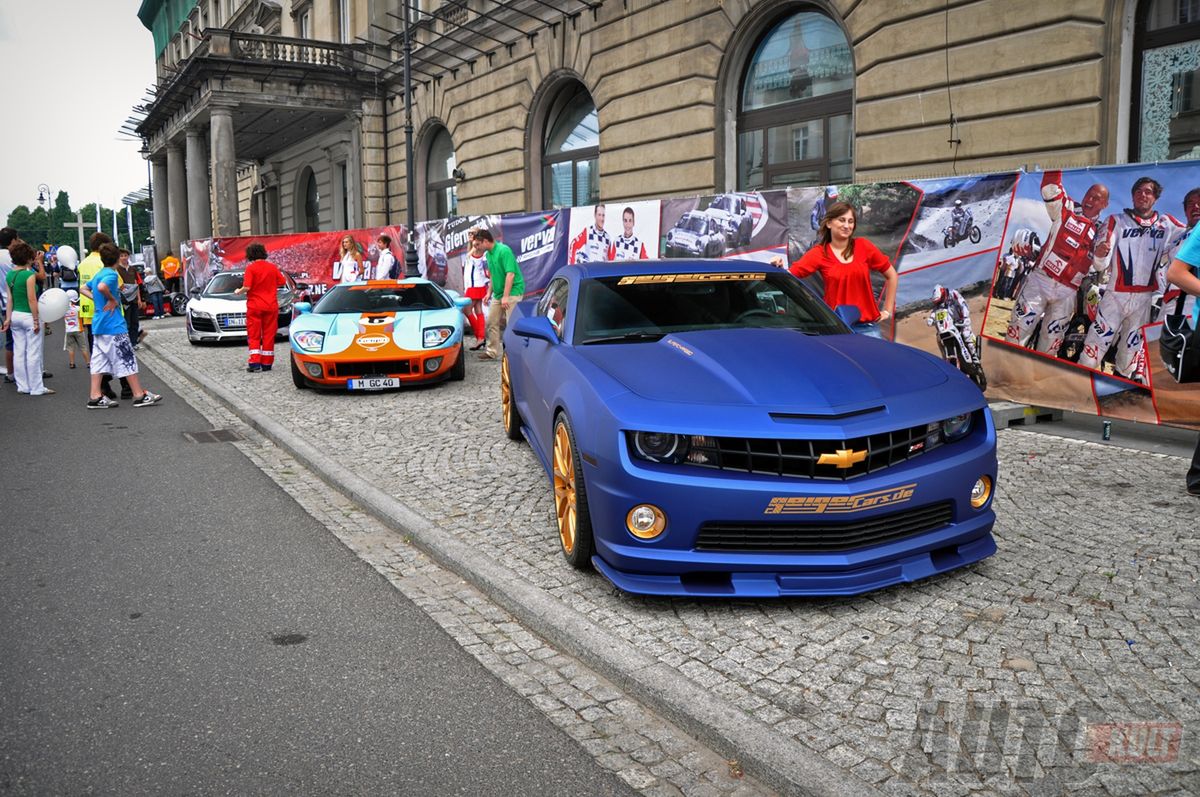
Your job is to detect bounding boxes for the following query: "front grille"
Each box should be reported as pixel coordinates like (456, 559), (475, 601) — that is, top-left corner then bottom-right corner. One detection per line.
(330, 360), (414, 377)
(685, 422), (941, 481)
(191, 316), (217, 333)
(696, 501), (954, 552)
(216, 312), (247, 331)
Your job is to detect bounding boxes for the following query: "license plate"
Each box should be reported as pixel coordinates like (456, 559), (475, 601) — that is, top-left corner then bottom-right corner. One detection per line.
(348, 376), (400, 390)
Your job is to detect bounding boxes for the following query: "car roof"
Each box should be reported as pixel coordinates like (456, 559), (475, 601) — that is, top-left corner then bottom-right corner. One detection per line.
(570, 258), (771, 280)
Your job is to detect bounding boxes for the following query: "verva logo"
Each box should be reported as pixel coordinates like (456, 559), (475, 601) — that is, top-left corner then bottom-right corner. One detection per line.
(356, 334), (389, 351)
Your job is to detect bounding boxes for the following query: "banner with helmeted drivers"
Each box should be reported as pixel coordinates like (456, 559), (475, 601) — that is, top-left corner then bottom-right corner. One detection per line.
(784, 165), (1199, 431)
(415, 214), (502, 293)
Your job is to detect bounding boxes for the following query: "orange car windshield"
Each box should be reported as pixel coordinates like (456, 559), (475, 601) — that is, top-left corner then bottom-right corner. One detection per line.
(314, 284), (450, 313)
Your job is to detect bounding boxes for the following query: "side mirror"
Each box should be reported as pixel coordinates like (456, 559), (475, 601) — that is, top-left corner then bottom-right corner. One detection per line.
(293, 302), (312, 315)
(511, 314), (559, 344)
(189, 287), (201, 297)
(835, 304), (861, 328)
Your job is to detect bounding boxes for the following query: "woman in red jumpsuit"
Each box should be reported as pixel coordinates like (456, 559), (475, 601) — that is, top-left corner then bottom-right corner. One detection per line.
(235, 242), (286, 372)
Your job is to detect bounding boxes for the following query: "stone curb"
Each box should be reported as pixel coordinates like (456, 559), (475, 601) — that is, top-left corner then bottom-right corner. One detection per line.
(140, 343), (883, 797)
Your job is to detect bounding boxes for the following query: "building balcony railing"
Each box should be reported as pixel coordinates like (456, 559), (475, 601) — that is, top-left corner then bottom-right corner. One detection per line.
(203, 29), (371, 71)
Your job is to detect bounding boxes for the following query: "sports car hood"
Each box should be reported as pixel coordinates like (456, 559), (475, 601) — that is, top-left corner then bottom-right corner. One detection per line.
(189, 295), (245, 312)
(577, 328), (950, 412)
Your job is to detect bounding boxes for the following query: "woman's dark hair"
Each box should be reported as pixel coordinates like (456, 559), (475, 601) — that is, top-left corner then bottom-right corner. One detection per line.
(817, 201), (858, 260)
(8, 241), (35, 266)
(99, 243), (120, 267)
(88, 232), (113, 251)
(246, 242), (268, 261)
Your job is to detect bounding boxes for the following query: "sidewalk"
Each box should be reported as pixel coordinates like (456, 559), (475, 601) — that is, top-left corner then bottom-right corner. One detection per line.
(140, 325), (1199, 797)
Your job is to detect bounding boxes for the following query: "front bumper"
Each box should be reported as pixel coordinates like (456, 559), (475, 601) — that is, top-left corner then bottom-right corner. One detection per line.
(582, 424), (998, 597)
(187, 312), (291, 342)
(291, 343), (462, 387)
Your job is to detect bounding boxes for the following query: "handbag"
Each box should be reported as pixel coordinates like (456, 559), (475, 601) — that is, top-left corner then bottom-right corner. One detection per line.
(1159, 299), (1200, 383)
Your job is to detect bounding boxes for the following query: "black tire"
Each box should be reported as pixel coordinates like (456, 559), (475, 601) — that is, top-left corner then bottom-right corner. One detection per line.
(290, 356), (308, 389)
(501, 354), (523, 441)
(449, 343), (465, 381)
(972, 366), (988, 391)
(969, 225), (982, 244)
(943, 235), (953, 248)
(170, 293), (188, 315)
(552, 413), (595, 570)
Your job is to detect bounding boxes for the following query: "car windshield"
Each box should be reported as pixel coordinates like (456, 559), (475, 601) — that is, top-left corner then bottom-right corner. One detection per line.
(678, 215), (706, 234)
(204, 273), (243, 296)
(313, 283), (451, 313)
(575, 271), (846, 344)
(710, 196), (733, 212)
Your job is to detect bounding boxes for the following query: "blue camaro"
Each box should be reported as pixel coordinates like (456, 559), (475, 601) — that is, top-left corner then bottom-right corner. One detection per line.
(501, 260), (997, 598)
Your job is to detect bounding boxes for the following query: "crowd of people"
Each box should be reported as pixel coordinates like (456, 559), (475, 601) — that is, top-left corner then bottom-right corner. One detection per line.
(1, 227), (163, 408)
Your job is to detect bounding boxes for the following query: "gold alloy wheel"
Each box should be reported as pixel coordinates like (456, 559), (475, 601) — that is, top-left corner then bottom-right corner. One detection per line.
(553, 422), (577, 555)
(501, 355), (512, 432)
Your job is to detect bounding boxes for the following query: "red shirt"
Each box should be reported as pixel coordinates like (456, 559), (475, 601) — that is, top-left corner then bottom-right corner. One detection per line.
(789, 238), (891, 323)
(243, 259), (285, 313)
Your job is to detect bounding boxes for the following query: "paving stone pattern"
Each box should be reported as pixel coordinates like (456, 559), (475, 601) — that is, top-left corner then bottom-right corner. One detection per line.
(143, 326), (1198, 797)
(141, 332), (771, 797)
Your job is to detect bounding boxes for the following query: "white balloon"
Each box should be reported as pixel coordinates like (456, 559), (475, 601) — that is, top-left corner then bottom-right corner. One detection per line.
(38, 288), (69, 323)
(65, 289), (80, 303)
(56, 245), (79, 268)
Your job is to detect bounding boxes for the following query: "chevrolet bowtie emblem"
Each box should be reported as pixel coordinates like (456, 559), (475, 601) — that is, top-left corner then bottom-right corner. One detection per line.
(818, 448), (867, 469)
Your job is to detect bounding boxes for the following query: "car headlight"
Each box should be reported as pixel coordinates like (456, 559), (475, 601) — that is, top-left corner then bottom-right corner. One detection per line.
(190, 309), (212, 320)
(629, 432), (689, 464)
(293, 330), (325, 352)
(941, 413), (972, 442)
(423, 326), (453, 347)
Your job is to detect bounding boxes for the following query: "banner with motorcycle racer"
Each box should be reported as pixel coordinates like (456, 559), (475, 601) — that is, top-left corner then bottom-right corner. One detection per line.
(566, 200), (660, 264)
(978, 160), (1200, 427)
(660, 190), (787, 260)
(182, 225), (409, 300)
(493, 210), (567, 297)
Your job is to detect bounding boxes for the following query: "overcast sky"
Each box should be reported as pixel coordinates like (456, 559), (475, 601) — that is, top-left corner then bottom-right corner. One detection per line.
(0, 1), (157, 215)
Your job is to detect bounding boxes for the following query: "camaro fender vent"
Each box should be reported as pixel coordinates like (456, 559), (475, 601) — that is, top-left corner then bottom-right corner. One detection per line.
(329, 360), (415, 377)
(694, 422), (937, 481)
(696, 501), (954, 552)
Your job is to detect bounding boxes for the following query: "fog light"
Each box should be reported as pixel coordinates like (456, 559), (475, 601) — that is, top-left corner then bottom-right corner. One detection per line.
(304, 362), (323, 377)
(425, 357), (442, 373)
(626, 504), (666, 540)
(970, 476), (992, 509)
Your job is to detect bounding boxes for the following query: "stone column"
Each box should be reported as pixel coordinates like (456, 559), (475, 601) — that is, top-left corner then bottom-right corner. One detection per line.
(185, 127), (212, 240)
(150, 155), (170, 262)
(166, 142), (189, 254)
(348, 111), (364, 229)
(210, 104), (239, 237)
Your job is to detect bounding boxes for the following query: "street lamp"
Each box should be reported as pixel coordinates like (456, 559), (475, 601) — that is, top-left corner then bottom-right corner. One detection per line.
(36, 183), (51, 209)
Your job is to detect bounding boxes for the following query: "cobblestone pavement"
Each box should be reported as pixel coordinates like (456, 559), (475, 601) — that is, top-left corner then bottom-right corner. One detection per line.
(139, 321), (1198, 797)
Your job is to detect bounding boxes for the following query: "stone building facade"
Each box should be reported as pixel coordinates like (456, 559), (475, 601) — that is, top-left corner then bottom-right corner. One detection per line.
(135, 0), (1200, 256)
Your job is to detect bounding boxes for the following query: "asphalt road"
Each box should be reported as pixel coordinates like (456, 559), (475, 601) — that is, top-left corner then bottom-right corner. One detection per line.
(0, 341), (635, 796)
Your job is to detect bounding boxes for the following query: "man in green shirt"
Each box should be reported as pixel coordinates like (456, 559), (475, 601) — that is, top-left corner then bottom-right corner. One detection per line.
(475, 228), (525, 360)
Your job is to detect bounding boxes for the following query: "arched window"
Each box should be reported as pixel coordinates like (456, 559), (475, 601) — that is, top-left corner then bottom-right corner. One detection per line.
(736, 10), (854, 190)
(542, 83), (599, 209)
(1133, 0), (1200, 161)
(425, 126), (458, 220)
(299, 167), (320, 232)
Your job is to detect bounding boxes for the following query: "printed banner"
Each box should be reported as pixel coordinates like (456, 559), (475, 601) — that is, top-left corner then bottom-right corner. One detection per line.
(182, 225), (407, 299)
(174, 158), (1200, 430)
(496, 210), (566, 296)
(566, 200), (661, 264)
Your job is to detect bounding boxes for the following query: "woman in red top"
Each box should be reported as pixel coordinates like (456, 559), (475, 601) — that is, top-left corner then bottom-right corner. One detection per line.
(235, 242), (286, 372)
(779, 201), (898, 339)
